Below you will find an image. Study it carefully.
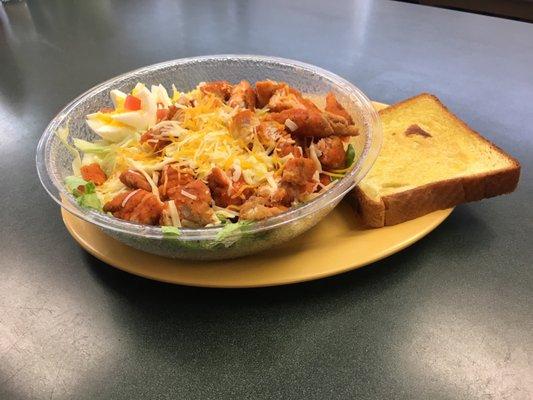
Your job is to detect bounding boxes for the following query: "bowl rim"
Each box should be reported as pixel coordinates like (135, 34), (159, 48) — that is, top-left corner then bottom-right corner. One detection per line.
(36, 54), (382, 241)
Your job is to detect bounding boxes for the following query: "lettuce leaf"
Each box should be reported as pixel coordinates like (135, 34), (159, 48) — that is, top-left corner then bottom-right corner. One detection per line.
(215, 212), (232, 224)
(76, 191), (101, 210)
(162, 226), (181, 237)
(73, 138), (112, 154)
(100, 152), (117, 176)
(64, 176), (102, 211)
(214, 221), (252, 247)
(65, 175), (88, 192)
(56, 127), (82, 176)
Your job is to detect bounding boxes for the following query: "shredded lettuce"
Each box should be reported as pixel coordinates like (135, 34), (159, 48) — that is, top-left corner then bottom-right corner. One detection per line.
(73, 138), (112, 154)
(215, 212), (231, 223)
(214, 221), (252, 247)
(81, 153), (100, 166)
(73, 139), (116, 175)
(99, 152), (117, 176)
(161, 221), (252, 248)
(65, 175), (88, 192)
(162, 226), (181, 236)
(75, 182), (101, 210)
(64, 176), (102, 211)
(56, 127), (82, 176)
(77, 192), (101, 210)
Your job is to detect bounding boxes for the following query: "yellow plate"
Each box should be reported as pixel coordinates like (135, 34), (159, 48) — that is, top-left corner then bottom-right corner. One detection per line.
(61, 102), (454, 287)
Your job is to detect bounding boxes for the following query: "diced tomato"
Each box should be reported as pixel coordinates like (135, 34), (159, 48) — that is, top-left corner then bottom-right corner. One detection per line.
(99, 107), (114, 113)
(156, 108), (169, 121)
(124, 95), (142, 111)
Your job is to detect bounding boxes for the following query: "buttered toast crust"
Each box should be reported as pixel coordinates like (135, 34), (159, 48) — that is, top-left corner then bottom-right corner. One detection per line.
(353, 94), (520, 227)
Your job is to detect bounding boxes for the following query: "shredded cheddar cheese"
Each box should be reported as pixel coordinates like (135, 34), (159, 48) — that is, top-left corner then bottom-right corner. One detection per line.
(158, 93), (276, 187)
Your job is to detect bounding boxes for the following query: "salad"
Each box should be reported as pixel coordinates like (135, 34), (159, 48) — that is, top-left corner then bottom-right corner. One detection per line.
(62, 80), (359, 230)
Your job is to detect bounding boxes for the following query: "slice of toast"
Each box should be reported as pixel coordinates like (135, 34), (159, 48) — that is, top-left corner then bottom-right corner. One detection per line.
(353, 93), (520, 227)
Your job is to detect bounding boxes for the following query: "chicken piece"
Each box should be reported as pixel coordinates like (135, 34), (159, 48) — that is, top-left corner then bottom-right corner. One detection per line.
(277, 182), (316, 206)
(270, 108), (358, 138)
(159, 203), (173, 226)
(296, 96), (321, 113)
(153, 101), (188, 124)
(270, 184), (300, 206)
(319, 173), (332, 187)
(103, 190), (163, 225)
(156, 105), (187, 123)
(255, 120), (303, 157)
(325, 92), (354, 124)
(140, 121), (180, 152)
(272, 157), (318, 205)
(270, 108), (333, 137)
(230, 109), (259, 141)
(207, 167), (252, 207)
(316, 136), (346, 169)
(282, 157), (317, 189)
(199, 80), (233, 100)
(171, 180), (216, 227)
(80, 163), (107, 185)
(255, 80), (320, 113)
(231, 178), (253, 204)
(255, 80), (286, 108)
(173, 180), (212, 203)
(267, 89), (306, 112)
(103, 192), (129, 213)
(228, 80), (256, 109)
(207, 167), (231, 206)
(258, 81), (357, 137)
(268, 88), (321, 113)
(170, 107), (187, 123)
(239, 196), (287, 221)
(140, 131), (171, 152)
(324, 112), (359, 137)
(255, 80), (318, 112)
(141, 120), (186, 152)
(277, 143), (303, 158)
(310, 174), (334, 193)
(158, 164), (195, 200)
(256, 121), (286, 149)
(119, 169), (151, 192)
(156, 109), (169, 123)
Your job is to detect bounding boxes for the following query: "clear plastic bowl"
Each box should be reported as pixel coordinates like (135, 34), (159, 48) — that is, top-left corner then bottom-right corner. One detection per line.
(36, 55), (382, 260)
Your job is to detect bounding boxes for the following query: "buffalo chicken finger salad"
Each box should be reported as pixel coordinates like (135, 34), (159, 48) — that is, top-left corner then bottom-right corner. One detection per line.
(61, 80), (360, 231)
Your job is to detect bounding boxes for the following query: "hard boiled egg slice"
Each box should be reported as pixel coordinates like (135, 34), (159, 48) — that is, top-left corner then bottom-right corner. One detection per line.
(86, 84), (161, 142)
(109, 111), (149, 131)
(132, 83), (157, 127)
(151, 84), (172, 107)
(110, 89), (127, 109)
(86, 112), (136, 143)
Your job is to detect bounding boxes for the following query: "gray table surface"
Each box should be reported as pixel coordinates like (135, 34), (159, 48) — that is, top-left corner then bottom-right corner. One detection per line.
(1, 0), (532, 399)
